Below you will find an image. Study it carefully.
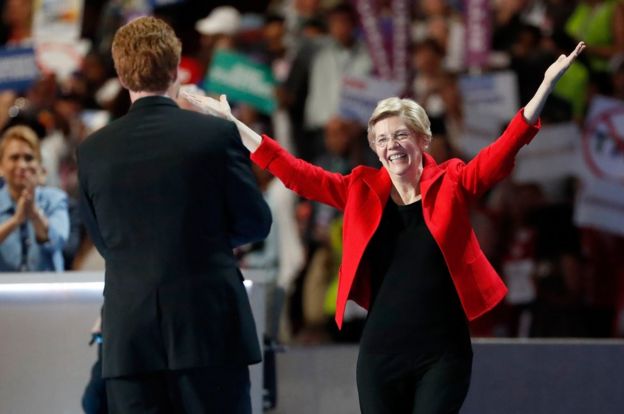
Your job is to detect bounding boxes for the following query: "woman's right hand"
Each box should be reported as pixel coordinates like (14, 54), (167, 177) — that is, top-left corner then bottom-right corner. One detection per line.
(180, 89), (234, 121)
(13, 190), (30, 225)
(180, 89), (262, 152)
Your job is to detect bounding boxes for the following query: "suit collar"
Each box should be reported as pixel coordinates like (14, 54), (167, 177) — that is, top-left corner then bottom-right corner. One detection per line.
(129, 95), (178, 112)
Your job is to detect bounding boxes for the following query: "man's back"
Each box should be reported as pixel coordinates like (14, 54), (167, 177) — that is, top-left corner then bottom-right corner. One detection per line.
(78, 96), (271, 377)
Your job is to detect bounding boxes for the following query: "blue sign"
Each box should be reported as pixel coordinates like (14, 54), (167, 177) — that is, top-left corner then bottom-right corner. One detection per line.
(0, 47), (39, 92)
(149, 0), (185, 7)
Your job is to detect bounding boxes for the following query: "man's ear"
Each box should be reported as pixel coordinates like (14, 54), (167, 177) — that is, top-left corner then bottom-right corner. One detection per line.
(117, 75), (129, 91)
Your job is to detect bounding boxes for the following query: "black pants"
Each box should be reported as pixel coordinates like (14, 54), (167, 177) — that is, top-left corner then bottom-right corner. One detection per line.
(106, 365), (251, 414)
(82, 346), (107, 414)
(356, 350), (472, 414)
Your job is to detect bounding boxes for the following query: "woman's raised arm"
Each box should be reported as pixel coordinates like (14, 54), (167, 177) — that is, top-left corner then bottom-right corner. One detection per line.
(523, 41), (586, 124)
(180, 92), (263, 153)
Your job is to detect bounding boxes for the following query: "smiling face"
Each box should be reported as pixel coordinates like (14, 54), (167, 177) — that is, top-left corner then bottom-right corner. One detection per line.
(372, 116), (425, 178)
(0, 138), (38, 194)
(0, 126), (42, 196)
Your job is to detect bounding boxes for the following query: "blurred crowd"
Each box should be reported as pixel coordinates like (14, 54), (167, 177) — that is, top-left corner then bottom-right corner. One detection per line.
(1, 0), (624, 342)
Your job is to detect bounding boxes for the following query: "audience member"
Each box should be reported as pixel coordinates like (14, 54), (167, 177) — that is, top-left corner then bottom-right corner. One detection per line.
(0, 125), (69, 271)
(303, 3), (372, 161)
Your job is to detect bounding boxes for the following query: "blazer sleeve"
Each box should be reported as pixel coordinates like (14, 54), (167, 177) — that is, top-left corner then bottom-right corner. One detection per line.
(223, 123), (272, 248)
(457, 109), (541, 197)
(77, 147), (109, 259)
(251, 135), (350, 211)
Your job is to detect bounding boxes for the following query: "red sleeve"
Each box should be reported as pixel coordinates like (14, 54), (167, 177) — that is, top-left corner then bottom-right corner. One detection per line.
(251, 135), (350, 211)
(457, 108), (541, 196)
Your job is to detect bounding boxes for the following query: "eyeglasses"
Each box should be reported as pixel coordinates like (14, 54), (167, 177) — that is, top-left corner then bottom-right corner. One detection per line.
(374, 130), (413, 148)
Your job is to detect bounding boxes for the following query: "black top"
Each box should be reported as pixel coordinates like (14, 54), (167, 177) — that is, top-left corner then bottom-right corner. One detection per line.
(359, 198), (471, 355)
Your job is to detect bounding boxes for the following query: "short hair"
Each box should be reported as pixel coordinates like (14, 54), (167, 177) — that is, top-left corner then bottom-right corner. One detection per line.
(412, 38), (445, 58)
(367, 97), (432, 148)
(111, 16), (182, 93)
(327, 3), (358, 23)
(0, 125), (41, 162)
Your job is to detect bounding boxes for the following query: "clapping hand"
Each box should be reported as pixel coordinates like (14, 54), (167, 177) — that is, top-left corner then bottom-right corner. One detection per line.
(13, 190), (29, 225)
(22, 169), (39, 220)
(12, 169), (37, 224)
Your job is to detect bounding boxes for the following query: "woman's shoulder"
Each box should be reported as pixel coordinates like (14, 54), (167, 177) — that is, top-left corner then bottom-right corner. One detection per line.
(350, 164), (381, 179)
(36, 186), (68, 203)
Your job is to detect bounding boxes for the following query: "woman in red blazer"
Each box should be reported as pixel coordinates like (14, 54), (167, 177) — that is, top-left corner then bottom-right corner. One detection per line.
(184, 42), (585, 414)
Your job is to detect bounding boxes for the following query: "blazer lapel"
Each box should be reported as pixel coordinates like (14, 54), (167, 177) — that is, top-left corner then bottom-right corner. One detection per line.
(420, 153), (445, 198)
(361, 167), (392, 210)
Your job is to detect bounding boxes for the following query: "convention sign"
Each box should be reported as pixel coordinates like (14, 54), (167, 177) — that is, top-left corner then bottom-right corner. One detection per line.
(465, 0), (491, 69)
(574, 96), (624, 237)
(33, 0), (89, 80)
(203, 50), (276, 115)
(149, 0), (186, 7)
(0, 47), (39, 92)
(338, 75), (403, 125)
(513, 122), (582, 184)
(36, 40), (90, 81)
(457, 71), (519, 156)
(354, 0), (409, 83)
(33, 0), (84, 42)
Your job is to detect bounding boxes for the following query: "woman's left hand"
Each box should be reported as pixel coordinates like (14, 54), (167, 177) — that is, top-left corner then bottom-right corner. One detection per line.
(24, 169), (41, 217)
(543, 41), (586, 87)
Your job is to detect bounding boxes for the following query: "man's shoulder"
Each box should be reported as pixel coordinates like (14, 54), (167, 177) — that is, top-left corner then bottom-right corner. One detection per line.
(177, 108), (236, 130)
(177, 110), (241, 148)
(78, 116), (127, 156)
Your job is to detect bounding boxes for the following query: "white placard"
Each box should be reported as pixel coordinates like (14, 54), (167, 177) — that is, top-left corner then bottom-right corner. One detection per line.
(33, 0), (84, 43)
(35, 39), (90, 81)
(457, 71), (520, 156)
(513, 122), (582, 183)
(503, 259), (536, 305)
(338, 75), (404, 125)
(574, 96), (624, 236)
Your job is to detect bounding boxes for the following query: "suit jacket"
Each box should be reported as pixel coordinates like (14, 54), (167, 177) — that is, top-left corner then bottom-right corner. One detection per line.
(77, 96), (271, 378)
(251, 109), (540, 329)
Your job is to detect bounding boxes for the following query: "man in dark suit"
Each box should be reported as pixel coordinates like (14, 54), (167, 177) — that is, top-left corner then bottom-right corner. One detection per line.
(77, 16), (272, 414)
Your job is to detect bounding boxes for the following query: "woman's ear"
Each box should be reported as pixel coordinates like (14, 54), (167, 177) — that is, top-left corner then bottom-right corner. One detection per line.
(421, 134), (432, 151)
(37, 165), (48, 186)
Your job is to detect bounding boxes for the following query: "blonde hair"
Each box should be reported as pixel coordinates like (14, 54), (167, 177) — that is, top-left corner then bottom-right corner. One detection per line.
(367, 97), (432, 148)
(112, 16), (182, 92)
(0, 125), (41, 162)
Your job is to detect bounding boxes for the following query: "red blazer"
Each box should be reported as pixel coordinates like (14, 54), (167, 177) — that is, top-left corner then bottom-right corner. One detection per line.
(251, 110), (540, 329)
